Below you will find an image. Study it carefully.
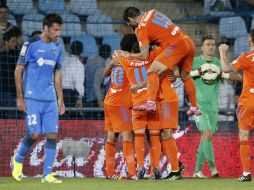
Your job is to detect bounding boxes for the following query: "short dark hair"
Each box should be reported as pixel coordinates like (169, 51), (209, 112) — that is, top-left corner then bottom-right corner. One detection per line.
(123, 7), (141, 22)
(31, 30), (42, 37)
(43, 13), (63, 27)
(0, 4), (9, 10)
(131, 42), (140, 53)
(250, 28), (254, 43)
(99, 44), (111, 59)
(70, 41), (83, 56)
(120, 34), (137, 52)
(3, 28), (16, 42)
(202, 35), (215, 44)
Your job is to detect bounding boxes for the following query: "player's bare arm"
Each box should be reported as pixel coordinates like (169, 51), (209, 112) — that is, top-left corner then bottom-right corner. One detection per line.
(104, 58), (119, 77)
(54, 69), (65, 115)
(14, 64), (25, 112)
(219, 44), (232, 73)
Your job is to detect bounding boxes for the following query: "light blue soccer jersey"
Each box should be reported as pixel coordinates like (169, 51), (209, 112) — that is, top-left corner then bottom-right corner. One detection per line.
(17, 36), (62, 101)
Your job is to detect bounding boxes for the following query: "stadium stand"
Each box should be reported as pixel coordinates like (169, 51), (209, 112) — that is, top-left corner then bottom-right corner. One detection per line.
(38, 0), (67, 14)
(7, 0), (34, 15)
(22, 12), (44, 36)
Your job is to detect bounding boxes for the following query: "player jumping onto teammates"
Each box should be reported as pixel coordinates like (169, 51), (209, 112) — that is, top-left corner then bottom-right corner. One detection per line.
(11, 13), (65, 183)
(219, 29), (254, 182)
(118, 7), (199, 116)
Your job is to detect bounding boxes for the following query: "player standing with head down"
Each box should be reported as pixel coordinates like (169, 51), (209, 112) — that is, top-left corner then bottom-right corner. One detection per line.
(219, 29), (254, 182)
(11, 13), (65, 183)
(118, 7), (199, 116)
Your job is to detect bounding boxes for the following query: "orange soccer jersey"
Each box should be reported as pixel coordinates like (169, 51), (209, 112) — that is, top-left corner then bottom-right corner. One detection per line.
(104, 64), (132, 133)
(232, 50), (254, 130)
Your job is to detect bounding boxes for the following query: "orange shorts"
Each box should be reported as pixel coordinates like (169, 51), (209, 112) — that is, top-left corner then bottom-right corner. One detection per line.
(160, 101), (178, 130)
(132, 105), (162, 131)
(155, 37), (195, 72)
(104, 104), (132, 133)
(236, 105), (254, 130)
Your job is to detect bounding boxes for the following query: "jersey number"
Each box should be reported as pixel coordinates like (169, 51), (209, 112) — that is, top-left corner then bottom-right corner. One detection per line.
(27, 114), (37, 125)
(152, 12), (172, 29)
(112, 67), (124, 86)
(134, 66), (147, 83)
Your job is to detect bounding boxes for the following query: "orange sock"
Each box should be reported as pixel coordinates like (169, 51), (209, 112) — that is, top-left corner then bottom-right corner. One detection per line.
(135, 133), (145, 169)
(149, 133), (161, 169)
(147, 72), (159, 102)
(105, 142), (116, 176)
(183, 78), (197, 107)
(240, 140), (251, 172)
(162, 138), (179, 171)
(122, 141), (136, 177)
(149, 142), (154, 175)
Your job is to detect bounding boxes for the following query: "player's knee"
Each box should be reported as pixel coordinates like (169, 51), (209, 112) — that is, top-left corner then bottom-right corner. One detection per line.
(45, 133), (57, 139)
(239, 129), (249, 141)
(161, 129), (173, 140)
(121, 131), (134, 142)
(134, 128), (146, 136)
(31, 133), (40, 140)
(23, 135), (36, 146)
(147, 61), (167, 75)
(106, 131), (117, 143)
(201, 130), (212, 140)
(149, 129), (160, 136)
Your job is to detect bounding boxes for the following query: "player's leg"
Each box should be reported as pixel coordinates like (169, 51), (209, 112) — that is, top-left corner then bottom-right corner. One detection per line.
(237, 106), (252, 182)
(12, 99), (41, 181)
(41, 101), (61, 183)
(179, 38), (199, 116)
(121, 130), (137, 179)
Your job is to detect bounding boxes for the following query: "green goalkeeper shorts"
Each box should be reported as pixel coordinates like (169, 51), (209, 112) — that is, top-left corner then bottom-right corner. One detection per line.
(194, 109), (218, 134)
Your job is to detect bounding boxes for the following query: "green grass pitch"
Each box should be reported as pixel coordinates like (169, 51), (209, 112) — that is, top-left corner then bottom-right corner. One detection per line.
(0, 177), (253, 190)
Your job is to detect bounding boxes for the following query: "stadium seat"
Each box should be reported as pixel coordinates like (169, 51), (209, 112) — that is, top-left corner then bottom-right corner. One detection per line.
(102, 34), (122, 54)
(38, 0), (67, 14)
(87, 10), (116, 37)
(60, 14), (82, 37)
(234, 35), (249, 58)
(7, 0), (34, 15)
(70, 0), (98, 16)
(219, 16), (247, 39)
(70, 34), (98, 57)
(22, 12), (44, 36)
(8, 14), (16, 26)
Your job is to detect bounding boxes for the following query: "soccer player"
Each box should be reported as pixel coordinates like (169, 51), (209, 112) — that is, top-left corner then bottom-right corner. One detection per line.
(11, 13), (65, 183)
(219, 29), (254, 182)
(117, 34), (162, 180)
(118, 7), (199, 116)
(191, 35), (242, 178)
(103, 35), (137, 180)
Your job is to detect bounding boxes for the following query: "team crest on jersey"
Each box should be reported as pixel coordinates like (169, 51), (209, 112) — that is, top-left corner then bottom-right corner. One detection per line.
(51, 48), (57, 55)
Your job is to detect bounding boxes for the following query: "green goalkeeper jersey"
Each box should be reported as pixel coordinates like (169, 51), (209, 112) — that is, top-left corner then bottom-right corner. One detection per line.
(192, 55), (221, 112)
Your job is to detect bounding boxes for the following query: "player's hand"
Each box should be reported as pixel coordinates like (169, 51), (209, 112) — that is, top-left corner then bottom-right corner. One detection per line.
(76, 99), (83, 108)
(117, 50), (129, 57)
(129, 84), (140, 93)
(58, 98), (65, 115)
(219, 44), (228, 53)
(168, 71), (176, 82)
(16, 98), (26, 112)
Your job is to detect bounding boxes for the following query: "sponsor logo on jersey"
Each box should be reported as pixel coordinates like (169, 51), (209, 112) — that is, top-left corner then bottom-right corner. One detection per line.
(37, 57), (56, 67)
(130, 60), (149, 67)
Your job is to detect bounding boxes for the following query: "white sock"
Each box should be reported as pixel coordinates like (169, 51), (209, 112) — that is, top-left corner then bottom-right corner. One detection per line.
(243, 172), (251, 176)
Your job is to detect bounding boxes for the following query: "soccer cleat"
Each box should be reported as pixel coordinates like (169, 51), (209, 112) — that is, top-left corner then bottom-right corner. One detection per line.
(11, 157), (23, 181)
(179, 161), (185, 174)
(187, 106), (201, 116)
(133, 101), (156, 112)
(107, 174), (123, 180)
(193, 171), (208, 178)
(127, 175), (138, 180)
(153, 167), (162, 180)
(137, 166), (146, 179)
(238, 174), (251, 182)
(211, 168), (219, 178)
(165, 170), (181, 180)
(41, 173), (62, 183)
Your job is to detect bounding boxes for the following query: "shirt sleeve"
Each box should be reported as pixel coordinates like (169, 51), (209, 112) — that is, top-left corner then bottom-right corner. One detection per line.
(231, 53), (247, 72)
(136, 29), (150, 51)
(17, 41), (30, 65)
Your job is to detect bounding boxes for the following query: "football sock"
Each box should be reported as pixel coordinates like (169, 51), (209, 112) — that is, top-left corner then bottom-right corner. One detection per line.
(105, 142), (116, 177)
(240, 140), (251, 172)
(135, 133), (145, 169)
(15, 135), (36, 163)
(43, 138), (57, 177)
(194, 140), (205, 173)
(149, 132), (161, 169)
(183, 78), (197, 107)
(202, 140), (215, 170)
(147, 72), (159, 102)
(162, 138), (179, 171)
(122, 141), (136, 176)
